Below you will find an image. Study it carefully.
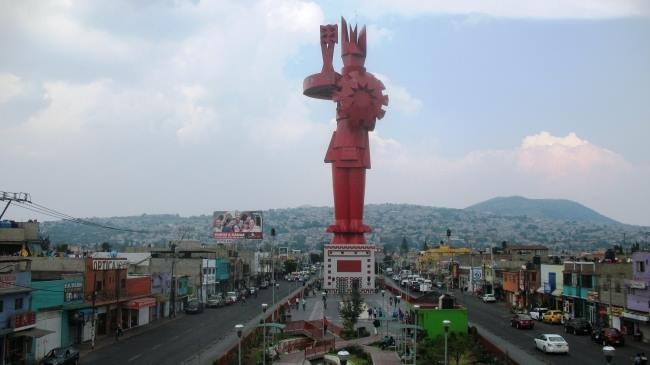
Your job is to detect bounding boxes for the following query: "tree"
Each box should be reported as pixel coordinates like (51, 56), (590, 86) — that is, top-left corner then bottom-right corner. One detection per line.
(339, 285), (364, 337)
(400, 237), (408, 255)
(422, 241), (429, 251)
(382, 254), (394, 268)
(101, 242), (112, 252)
(283, 259), (297, 273)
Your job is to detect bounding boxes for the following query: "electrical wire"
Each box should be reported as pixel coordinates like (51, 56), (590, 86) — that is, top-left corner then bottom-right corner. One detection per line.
(11, 201), (152, 234)
(0, 279), (68, 293)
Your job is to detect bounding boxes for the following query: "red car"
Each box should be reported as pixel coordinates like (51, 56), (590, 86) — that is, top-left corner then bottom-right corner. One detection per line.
(511, 314), (535, 329)
(591, 327), (625, 346)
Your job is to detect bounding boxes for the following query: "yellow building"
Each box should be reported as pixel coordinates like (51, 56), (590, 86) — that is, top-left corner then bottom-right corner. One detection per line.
(417, 243), (471, 271)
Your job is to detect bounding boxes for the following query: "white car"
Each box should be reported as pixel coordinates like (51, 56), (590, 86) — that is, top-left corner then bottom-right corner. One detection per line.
(529, 307), (549, 321)
(481, 294), (496, 303)
(534, 334), (569, 354)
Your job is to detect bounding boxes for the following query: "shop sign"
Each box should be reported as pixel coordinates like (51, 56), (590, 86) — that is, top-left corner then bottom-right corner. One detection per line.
(0, 274), (16, 289)
(11, 312), (36, 331)
(92, 259), (128, 271)
(587, 291), (599, 301)
(611, 306), (624, 316)
(628, 280), (647, 289)
(64, 281), (84, 302)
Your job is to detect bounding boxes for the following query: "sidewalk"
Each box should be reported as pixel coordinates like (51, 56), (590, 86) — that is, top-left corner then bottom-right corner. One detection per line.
(77, 314), (184, 357)
(275, 293), (402, 365)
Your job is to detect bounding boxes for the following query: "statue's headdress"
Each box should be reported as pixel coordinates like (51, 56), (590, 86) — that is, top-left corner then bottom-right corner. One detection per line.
(341, 17), (366, 68)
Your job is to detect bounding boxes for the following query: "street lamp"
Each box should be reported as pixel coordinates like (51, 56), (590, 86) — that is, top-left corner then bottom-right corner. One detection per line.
(413, 305), (420, 365)
(602, 346), (615, 365)
(443, 320), (451, 365)
(262, 303), (268, 365)
(395, 295), (402, 354)
(337, 350), (350, 365)
(322, 291), (327, 338)
(235, 324), (244, 365)
(381, 290), (386, 337)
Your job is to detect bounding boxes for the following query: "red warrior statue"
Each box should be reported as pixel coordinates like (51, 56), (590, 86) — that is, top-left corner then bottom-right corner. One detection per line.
(304, 18), (389, 245)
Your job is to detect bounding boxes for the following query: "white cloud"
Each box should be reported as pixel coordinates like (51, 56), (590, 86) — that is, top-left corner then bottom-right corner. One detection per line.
(366, 25), (394, 45)
(375, 74), (422, 115)
(517, 131), (626, 176)
(365, 131), (649, 225)
(0, 73), (25, 104)
(359, 0), (649, 19)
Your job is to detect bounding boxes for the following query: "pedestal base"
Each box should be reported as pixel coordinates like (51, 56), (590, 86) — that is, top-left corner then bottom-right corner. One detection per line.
(323, 244), (376, 294)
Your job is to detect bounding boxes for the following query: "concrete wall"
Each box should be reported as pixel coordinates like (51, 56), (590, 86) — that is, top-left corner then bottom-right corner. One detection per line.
(30, 257), (85, 273)
(597, 262), (631, 307)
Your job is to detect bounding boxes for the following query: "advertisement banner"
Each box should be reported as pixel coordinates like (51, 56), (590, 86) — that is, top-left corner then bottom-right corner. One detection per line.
(212, 211), (263, 240)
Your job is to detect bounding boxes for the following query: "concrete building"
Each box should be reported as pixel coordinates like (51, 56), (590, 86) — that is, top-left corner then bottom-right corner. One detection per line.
(596, 262), (631, 330)
(625, 252), (650, 341)
(29, 273), (86, 363)
(0, 258), (34, 365)
(537, 264), (564, 309)
(323, 244), (376, 294)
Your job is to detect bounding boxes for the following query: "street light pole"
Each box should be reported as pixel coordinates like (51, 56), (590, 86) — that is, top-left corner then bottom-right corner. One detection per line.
(262, 303), (268, 365)
(381, 290), (385, 337)
(235, 324), (244, 365)
(322, 291), (327, 338)
(413, 305), (420, 365)
(443, 320), (451, 365)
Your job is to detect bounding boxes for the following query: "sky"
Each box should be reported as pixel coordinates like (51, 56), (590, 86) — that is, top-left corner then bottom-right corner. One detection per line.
(1, 0), (649, 225)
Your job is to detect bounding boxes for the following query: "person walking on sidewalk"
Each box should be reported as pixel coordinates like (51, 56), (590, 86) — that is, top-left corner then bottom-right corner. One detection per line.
(302, 298), (306, 311)
(115, 324), (123, 342)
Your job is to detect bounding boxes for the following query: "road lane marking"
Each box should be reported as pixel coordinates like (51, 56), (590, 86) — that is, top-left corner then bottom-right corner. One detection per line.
(152, 344), (162, 350)
(169, 335), (179, 342)
(128, 354), (142, 362)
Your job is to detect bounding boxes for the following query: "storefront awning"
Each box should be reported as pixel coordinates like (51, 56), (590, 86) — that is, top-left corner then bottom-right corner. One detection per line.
(552, 289), (563, 297)
(10, 328), (55, 338)
(623, 310), (649, 322)
(123, 297), (157, 310)
(536, 287), (545, 294)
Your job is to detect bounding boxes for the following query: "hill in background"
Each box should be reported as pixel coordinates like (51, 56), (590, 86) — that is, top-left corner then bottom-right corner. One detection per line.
(465, 196), (619, 225)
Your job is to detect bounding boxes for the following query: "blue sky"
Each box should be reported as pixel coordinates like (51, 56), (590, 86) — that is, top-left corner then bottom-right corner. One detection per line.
(1, 0), (649, 225)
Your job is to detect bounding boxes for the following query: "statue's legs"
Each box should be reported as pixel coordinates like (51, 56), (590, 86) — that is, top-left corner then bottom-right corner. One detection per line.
(329, 165), (370, 244)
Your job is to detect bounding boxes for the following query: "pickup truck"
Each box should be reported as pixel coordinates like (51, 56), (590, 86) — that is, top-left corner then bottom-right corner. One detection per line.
(529, 307), (549, 321)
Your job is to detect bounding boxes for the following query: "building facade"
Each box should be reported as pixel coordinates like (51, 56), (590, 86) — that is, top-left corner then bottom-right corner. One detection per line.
(625, 252), (650, 341)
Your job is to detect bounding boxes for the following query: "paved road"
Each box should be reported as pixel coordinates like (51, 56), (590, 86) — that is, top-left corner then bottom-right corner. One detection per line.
(80, 281), (305, 365)
(456, 290), (649, 365)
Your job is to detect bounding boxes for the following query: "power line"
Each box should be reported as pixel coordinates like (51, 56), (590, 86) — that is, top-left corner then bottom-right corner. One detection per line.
(11, 200), (152, 234)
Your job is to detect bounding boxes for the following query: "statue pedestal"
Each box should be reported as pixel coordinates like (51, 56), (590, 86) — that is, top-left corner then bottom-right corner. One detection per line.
(323, 244), (376, 294)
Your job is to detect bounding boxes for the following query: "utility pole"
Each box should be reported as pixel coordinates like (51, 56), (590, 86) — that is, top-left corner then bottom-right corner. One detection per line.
(0, 191), (31, 219)
(170, 243), (177, 317)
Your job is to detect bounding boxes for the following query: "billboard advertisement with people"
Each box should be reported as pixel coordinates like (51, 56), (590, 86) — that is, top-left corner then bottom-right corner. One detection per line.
(212, 211), (263, 240)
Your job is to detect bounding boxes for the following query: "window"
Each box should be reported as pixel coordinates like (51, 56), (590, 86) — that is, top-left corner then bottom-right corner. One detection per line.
(14, 298), (23, 310)
(636, 261), (646, 273)
(581, 275), (593, 289)
(615, 282), (621, 293)
(0, 300), (3, 312)
(563, 273), (572, 286)
(96, 281), (103, 291)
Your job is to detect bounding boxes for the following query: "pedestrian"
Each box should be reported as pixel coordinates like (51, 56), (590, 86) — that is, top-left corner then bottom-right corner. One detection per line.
(302, 298), (306, 311)
(367, 307), (373, 318)
(389, 296), (393, 306)
(635, 353), (642, 365)
(323, 317), (328, 334)
(295, 297), (300, 310)
(641, 352), (648, 365)
(115, 324), (123, 341)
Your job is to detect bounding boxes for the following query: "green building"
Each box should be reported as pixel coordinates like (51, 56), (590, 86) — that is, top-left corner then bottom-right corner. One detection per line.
(413, 306), (468, 339)
(29, 273), (86, 363)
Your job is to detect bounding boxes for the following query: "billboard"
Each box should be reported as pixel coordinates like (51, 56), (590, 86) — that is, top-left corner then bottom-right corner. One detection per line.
(212, 210), (263, 240)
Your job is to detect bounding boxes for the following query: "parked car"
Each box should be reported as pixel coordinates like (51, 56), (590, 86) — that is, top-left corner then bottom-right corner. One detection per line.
(511, 314), (535, 329)
(542, 310), (563, 324)
(529, 307), (549, 321)
(224, 296), (235, 305)
(185, 299), (204, 314)
(226, 291), (238, 303)
(206, 295), (224, 308)
(249, 287), (257, 295)
(591, 327), (625, 346)
(260, 280), (269, 289)
(481, 294), (496, 303)
(534, 334), (569, 354)
(391, 275), (400, 281)
(40, 346), (80, 365)
(564, 318), (592, 335)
